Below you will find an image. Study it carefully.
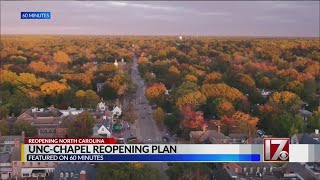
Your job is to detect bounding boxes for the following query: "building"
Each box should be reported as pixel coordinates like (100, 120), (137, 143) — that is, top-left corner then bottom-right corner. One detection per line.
(16, 107), (78, 138)
(257, 88), (272, 97)
(59, 107), (84, 117)
(97, 102), (107, 112)
(0, 132), (56, 179)
(190, 125), (229, 144)
(291, 129), (320, 144)
(53, 163), (96, 180)
(96, 83), (104, 92)
(0, 132), (22, 180)
(111, 106), (122, 119)
(92, 116), (112, 138)
(299, 109), (313, 124)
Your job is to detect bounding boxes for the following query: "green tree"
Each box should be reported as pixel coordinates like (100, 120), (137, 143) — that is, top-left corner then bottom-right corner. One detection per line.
(153, 107), (166, 125)
(0, 106), (9, 120)
(68, 112), (94, 138)
(75, 90), (85, 108)
(271, 112), (304, 137)
(13, 121), (37, 137)
(0, 120), (9, 135)
(84, 90), (100, 109)
(307, 107), (320, 131)
(166, 163), (211, 180)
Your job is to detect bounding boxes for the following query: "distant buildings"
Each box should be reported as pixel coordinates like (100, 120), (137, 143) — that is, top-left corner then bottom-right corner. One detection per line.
(53, 163), (96, 180)
(16, 106), (79, 138)
(0, 132), (56, 179)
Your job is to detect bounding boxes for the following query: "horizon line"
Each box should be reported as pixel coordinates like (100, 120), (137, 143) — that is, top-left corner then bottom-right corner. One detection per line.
(1, 33), (319, 39)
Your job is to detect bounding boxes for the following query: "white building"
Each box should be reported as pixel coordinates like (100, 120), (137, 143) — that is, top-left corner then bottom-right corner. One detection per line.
(111, 106), (122, 118)
(97, 102), (106, 112)
(114, 59), (118, 67)
(59, 107), (83, 117)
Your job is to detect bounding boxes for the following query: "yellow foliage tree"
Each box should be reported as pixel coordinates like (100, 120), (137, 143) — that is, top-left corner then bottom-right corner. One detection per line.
(201, 83), (244, 102)
(176, 91), (207, 109)
(232, 111), (259, 134)
(40, 81), (69, 95)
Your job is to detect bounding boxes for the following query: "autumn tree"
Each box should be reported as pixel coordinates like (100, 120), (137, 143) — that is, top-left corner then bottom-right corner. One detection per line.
(201, 83), (244, 102)
(232, 111), (259, 135)
(286, 80), (304, 96)
(40, 81), (69, 95)
(185, 74), (198, 83)
(173, 81), (198, 101)
(29, 61), (53, 74)
(180, 106), (205, 130)
(203, 72), (222, 84)
(268, 91), (302, 111)
(138, 56), (149, 63)
(176, 91), (207, 109)
(68, 111), (94, 137)
(146, 83), (166, 105)
(216, 98), (235, 117)
(53, 51), (71, 72)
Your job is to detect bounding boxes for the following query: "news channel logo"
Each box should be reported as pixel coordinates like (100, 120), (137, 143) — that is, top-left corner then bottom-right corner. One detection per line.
(264, 138), (290, 162)
(21, 12), (51, 19)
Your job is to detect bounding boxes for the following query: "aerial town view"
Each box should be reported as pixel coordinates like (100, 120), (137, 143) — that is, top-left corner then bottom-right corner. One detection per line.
(0, 1), (319, 180)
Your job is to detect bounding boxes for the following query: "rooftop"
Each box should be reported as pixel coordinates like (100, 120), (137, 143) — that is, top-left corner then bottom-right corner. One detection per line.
(54, 163), (96, 180)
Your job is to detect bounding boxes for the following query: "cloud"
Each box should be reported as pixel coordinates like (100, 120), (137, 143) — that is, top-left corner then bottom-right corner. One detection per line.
(255, 15), (296, 23)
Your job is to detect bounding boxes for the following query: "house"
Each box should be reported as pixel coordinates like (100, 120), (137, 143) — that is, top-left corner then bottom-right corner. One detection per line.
(96, 83), (104, 92)
(257, 88), (272, 97)
(55, 114), (77, 138)
(213, 162), (279, 180)
(97, 102), (106, 112)
(299, 109), (313, 124)
(16, 107), (78, 138)
(291, 129), (320, 144)
(111, 106), (122, 118)
(53, 163), (96, 180)
(190, 125), (229, 144)
(92, 116), (112, 138)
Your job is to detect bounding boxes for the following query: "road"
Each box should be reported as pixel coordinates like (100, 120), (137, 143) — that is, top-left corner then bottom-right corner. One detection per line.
(130, 54), (162, 143)
(130, 54), (169, 179)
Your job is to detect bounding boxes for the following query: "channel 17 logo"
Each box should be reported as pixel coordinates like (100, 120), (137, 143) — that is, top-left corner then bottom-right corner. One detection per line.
(264, 138), (289, 162)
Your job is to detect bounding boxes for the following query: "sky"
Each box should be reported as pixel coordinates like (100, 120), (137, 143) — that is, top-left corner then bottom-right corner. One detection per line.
(1, 1), (319, 37)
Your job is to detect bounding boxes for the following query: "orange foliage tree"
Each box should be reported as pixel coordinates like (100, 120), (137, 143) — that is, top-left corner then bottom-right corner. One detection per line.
(185, 74), (198, 83)
(138, 57), (149, 63)
(203, 72), (222, 84)
(269, 91), (302, 109)
(29, 61), (54, 73)
(145, 83), (166, 104)
(180, 106), (205, 130)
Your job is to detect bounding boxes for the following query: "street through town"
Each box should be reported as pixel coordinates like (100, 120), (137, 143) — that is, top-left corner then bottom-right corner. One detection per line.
(130, 53), (169, 179)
